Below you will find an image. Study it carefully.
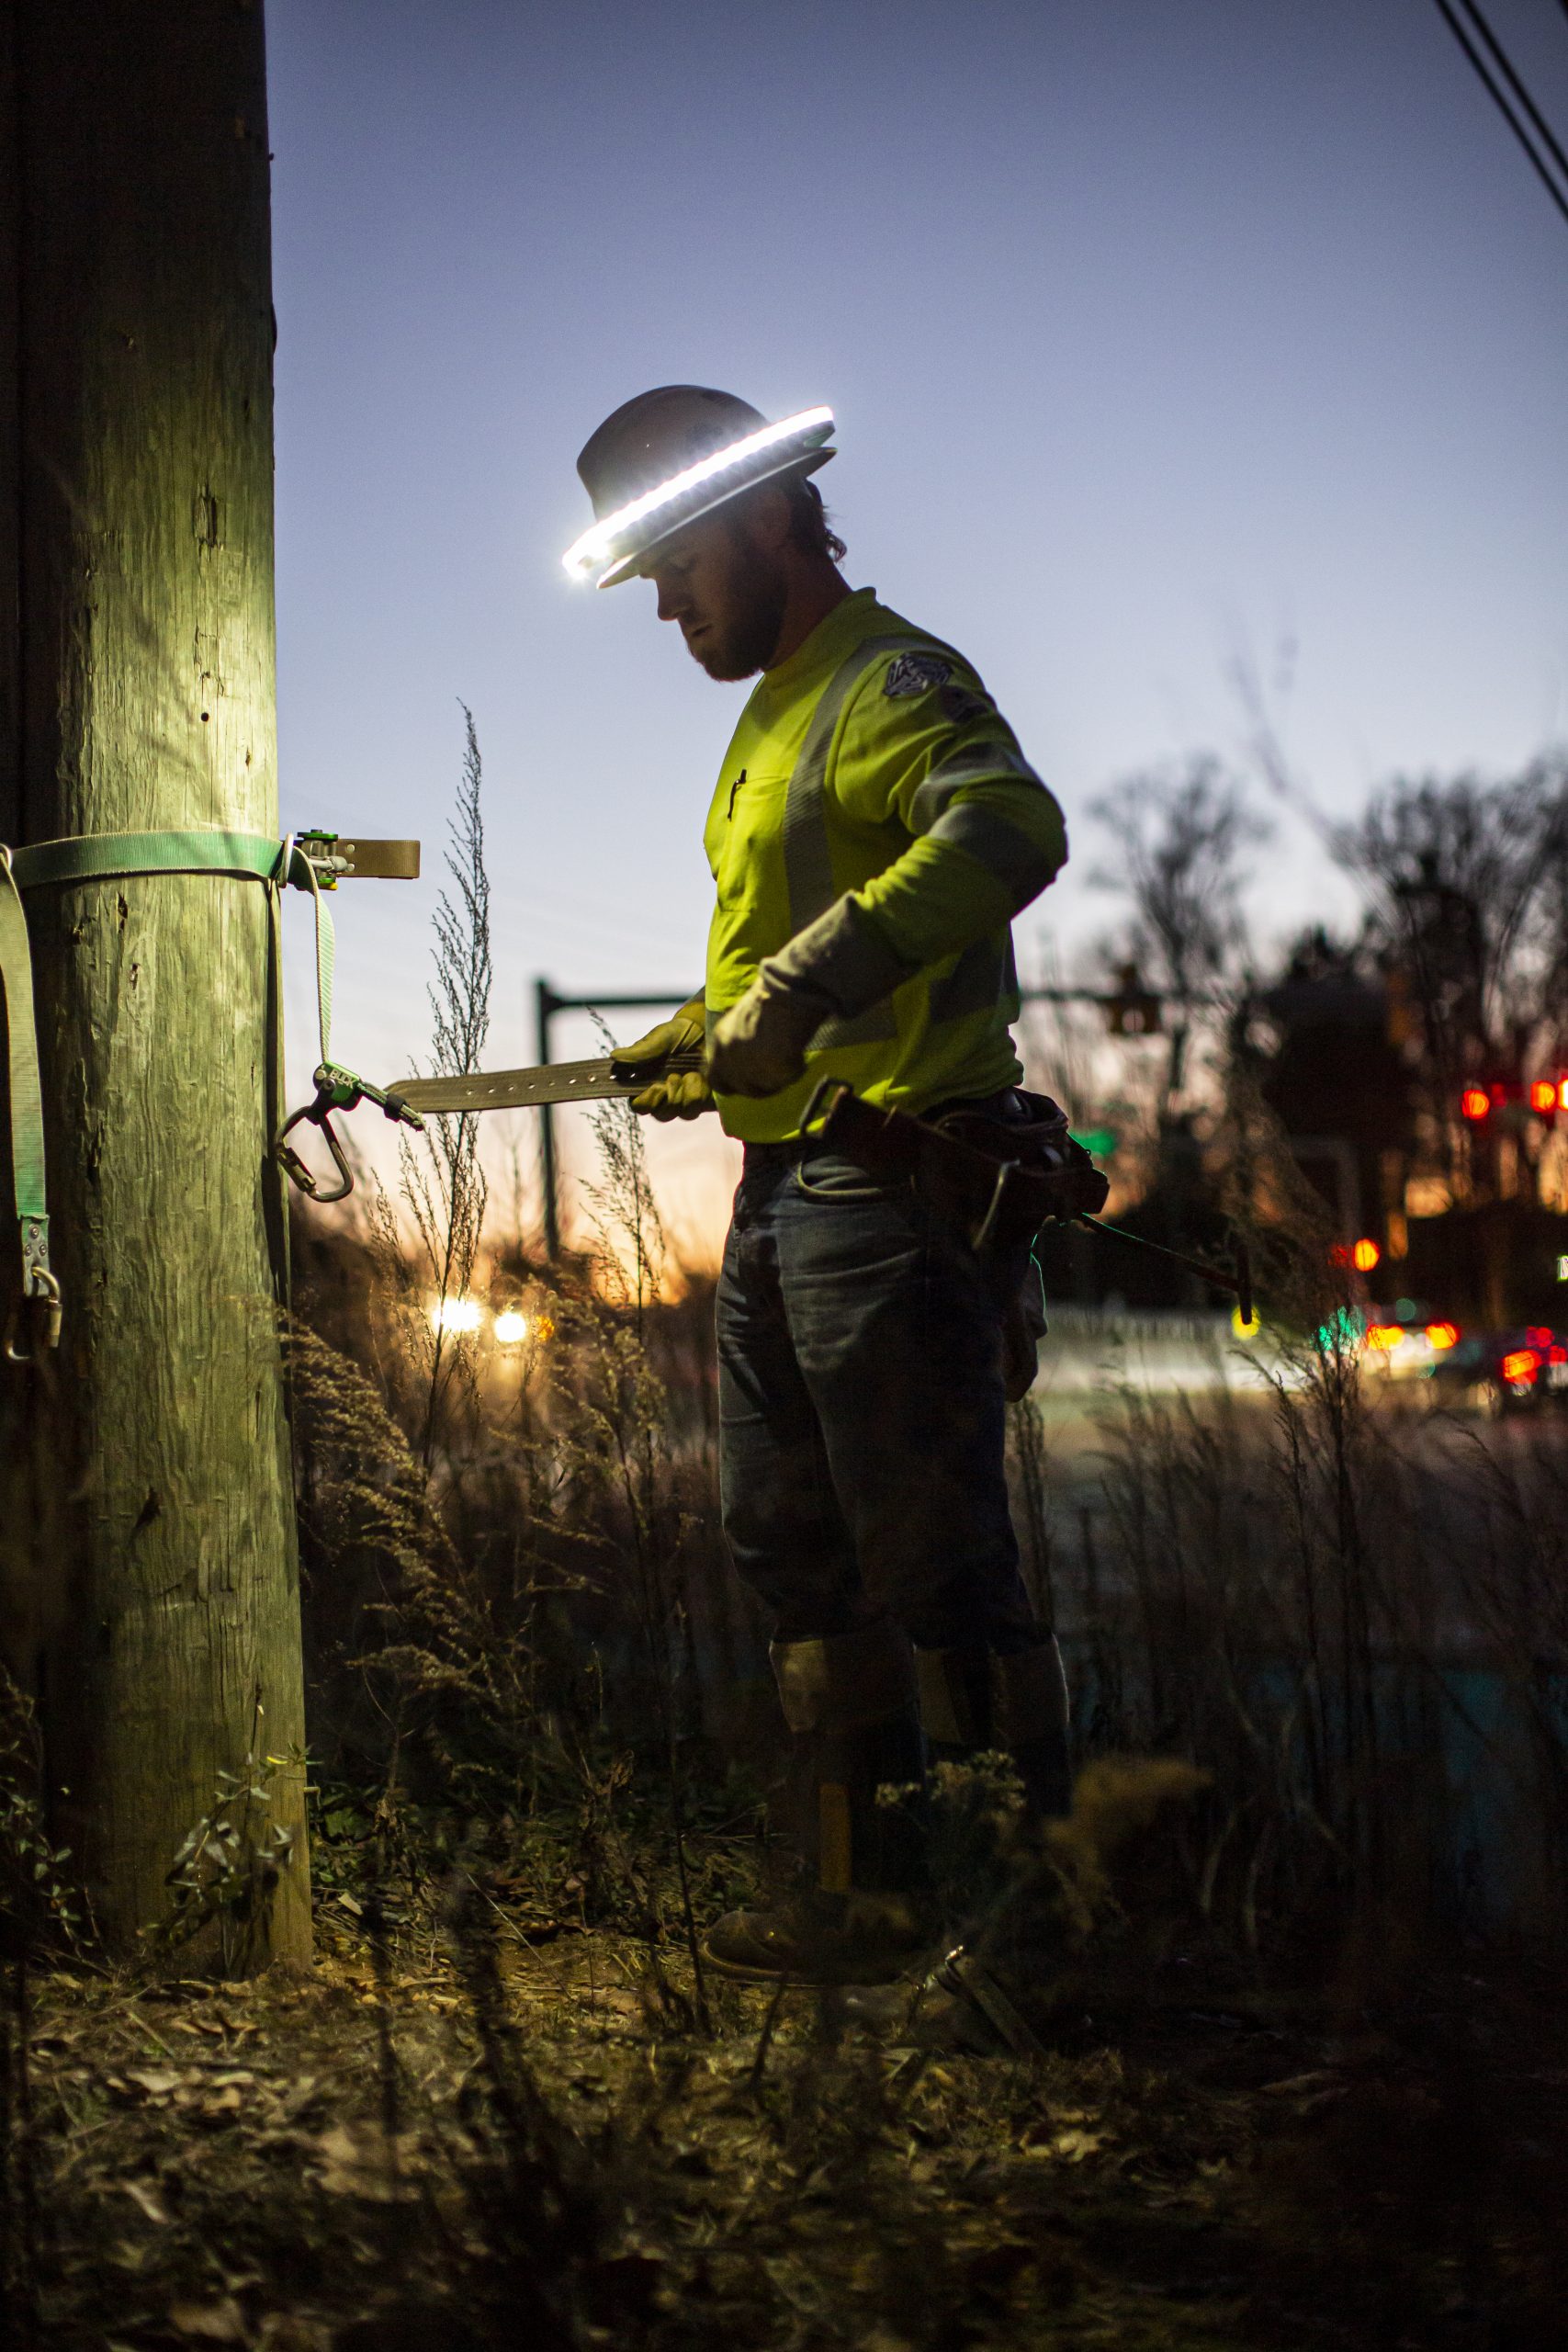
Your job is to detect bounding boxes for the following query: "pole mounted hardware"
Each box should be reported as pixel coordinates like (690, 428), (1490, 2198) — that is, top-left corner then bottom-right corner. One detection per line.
(0, 827), (420, 1348)
(288, 831), (423, 888)
(276, 1062), (424, 1204)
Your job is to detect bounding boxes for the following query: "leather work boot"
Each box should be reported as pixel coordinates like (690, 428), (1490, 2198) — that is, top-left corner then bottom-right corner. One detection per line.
(914, 1635), (1074, 1822)
(705, 1623), (932, 1985)
(841, 1939), (1049, 2054)
(702, 1887), (929, 1985)
(843, 1637), (1072, 2045)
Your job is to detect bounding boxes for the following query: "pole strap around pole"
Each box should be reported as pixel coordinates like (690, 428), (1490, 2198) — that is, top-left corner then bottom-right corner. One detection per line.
(0, 825), (418, 1356)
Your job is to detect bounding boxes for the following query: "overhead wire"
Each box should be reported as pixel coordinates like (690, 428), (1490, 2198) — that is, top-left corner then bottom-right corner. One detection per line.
(1430, 0), (1568, 231)
(1459, 0), (1568, 188)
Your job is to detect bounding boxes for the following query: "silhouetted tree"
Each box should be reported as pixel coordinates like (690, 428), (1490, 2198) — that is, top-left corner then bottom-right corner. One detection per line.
(1090, 756), (1268, 1106)
(1335, 762), (1568, 1206)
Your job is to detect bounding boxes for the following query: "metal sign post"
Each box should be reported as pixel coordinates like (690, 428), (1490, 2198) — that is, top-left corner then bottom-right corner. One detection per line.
(533, 979), (693, 1258)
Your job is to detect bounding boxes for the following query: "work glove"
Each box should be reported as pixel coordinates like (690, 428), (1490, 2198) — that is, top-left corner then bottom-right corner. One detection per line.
(705, 968), (837, 1098)
(610, 995), (713, 1120)
(707, 898), (915, 1099)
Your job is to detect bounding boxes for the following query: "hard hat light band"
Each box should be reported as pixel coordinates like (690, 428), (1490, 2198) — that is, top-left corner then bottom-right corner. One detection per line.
(562, 405), (834, 580)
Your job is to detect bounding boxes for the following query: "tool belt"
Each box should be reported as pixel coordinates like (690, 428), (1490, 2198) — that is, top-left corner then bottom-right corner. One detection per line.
(800, 1078), (1108, 1256)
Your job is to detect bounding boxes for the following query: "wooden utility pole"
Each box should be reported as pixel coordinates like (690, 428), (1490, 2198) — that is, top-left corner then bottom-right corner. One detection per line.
(0, 1), (309, 1961)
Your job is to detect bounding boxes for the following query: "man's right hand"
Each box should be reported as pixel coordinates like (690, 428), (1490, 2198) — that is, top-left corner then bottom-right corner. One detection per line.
(610, 995), (714, 1121)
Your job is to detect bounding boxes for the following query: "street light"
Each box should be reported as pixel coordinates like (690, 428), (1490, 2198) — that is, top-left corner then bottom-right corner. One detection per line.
(431, 1296), (482, 1334)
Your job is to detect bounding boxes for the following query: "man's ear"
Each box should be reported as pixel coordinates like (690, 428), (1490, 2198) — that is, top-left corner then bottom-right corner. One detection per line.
(739, 480), (795, 557)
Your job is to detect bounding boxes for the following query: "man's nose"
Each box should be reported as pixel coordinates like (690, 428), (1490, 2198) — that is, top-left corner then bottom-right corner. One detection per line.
(655, 578), (690, 624)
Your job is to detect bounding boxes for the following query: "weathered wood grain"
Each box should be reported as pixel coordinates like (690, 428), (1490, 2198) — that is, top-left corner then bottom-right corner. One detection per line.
(0, 0), (309, 1961)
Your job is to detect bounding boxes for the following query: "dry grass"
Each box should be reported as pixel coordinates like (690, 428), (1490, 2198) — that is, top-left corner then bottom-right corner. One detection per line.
(6, 1871), (1568, 2351)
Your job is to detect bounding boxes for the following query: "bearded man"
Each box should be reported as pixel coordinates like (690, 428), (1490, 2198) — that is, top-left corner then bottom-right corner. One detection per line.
(564, 389), (1071, 1987)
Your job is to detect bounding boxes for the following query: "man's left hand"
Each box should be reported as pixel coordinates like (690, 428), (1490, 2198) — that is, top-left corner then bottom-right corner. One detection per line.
(706, 971), (829, 1097)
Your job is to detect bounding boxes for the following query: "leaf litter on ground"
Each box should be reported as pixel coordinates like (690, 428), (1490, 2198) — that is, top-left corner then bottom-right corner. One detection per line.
(6, 1896), (1568, 2351)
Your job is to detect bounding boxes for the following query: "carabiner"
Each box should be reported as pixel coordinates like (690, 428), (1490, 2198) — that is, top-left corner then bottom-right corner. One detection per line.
(276, 1097), (355, 1204)
(274, 1060), (424, 1205)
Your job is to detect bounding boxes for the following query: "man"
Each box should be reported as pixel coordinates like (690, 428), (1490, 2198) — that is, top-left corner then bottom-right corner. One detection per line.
(564, 387), (1071, 1985)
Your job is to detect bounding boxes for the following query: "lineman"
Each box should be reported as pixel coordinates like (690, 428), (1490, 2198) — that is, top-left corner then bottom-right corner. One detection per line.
(565, 387), (1071, 1987)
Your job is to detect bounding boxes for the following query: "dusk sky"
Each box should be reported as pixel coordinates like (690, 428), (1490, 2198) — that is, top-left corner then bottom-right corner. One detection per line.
(265, 0), (1568, 1251)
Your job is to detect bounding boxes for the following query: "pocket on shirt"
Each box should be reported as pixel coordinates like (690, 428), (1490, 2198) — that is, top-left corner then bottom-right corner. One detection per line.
(714, 769), (791, 913)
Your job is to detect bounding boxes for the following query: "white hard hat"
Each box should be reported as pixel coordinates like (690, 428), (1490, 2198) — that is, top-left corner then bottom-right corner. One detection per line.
(564, 385), (836, 588)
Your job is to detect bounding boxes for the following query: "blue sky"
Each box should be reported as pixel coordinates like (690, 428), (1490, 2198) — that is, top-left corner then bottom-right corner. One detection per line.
(266, 0), (1568, 1249)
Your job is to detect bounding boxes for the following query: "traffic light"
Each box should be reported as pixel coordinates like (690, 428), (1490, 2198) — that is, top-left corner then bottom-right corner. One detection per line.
(1105, 963), (1162, 1037)
(1459, 1077), (1565, 1124)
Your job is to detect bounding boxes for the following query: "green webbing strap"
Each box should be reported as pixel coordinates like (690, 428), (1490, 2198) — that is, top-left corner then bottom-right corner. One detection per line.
(9, 829), (295, 891)
(0, 849), (56, 1361)
(277, 833), (335, 1069)
(12, 826), (336, 1071)
(1, 827), (344, 1357)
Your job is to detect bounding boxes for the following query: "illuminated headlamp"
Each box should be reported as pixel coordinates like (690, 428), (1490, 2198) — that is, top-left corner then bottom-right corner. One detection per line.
(563, 404), (835, 588)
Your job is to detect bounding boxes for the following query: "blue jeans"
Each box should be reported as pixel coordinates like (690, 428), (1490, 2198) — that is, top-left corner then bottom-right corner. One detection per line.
(716, 1128), (1043, 1657)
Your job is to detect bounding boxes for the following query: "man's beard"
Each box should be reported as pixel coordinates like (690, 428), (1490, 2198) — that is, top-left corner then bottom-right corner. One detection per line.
(689, 554), (790, 681)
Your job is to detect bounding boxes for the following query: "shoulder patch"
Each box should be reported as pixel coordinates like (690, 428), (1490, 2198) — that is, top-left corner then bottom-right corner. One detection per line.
(883, 650), (953, 699)
(940, 684), (992, 727)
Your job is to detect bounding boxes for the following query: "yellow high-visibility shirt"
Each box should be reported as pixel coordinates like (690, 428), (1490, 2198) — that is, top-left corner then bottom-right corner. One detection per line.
(703, 586), (1067, 1142)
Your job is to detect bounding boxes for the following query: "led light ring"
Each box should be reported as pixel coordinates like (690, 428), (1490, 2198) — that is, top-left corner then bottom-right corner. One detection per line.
(563, 405), (836, 585)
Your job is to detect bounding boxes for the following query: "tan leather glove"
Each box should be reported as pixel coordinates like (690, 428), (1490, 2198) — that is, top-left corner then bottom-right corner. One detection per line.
(707, 899), (916, 1098)
(705, 969), (835, 1098)
(610, 995), (713, 1120)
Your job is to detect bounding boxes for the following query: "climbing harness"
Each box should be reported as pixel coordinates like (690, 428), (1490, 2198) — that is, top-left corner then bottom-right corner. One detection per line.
(0, 826), (420, 1355)
(797, 1077), (1255, 1317)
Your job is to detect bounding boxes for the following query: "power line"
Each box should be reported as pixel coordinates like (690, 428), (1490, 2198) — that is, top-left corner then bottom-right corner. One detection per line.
(1431, 0), (1568, 232)
(1461, 0), (1568, 189)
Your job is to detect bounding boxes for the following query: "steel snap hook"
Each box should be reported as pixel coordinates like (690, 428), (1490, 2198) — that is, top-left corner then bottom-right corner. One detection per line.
(276, 1099), (355, 1204)
(274, 1060), (424, 1204)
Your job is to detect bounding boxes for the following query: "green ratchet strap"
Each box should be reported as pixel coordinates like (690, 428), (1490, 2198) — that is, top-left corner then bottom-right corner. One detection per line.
(0, 826), (421, 1358)
(11, 828), (314, 892)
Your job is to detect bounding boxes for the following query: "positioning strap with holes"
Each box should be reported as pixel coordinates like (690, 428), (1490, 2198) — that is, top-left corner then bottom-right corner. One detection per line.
(0, 826), (419, 1359)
